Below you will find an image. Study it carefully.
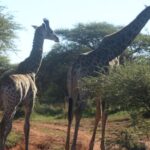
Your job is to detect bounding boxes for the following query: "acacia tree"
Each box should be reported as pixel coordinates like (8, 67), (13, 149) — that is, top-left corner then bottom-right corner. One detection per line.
(56, 22), (119, 49)
(0, 5), (20, 52)
(56, 22), (150, 62)
(0, 5), (20, 74)
(37, 22), (150, 104)
(37, 22), (119, 103)
(37, 43), (89, 103)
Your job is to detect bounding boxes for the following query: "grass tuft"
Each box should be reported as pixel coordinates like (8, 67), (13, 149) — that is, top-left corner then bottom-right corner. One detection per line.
(6, 131), (22, 148)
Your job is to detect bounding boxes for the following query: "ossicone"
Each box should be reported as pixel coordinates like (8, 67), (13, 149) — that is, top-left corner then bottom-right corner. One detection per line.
(43, 18), (49, 26)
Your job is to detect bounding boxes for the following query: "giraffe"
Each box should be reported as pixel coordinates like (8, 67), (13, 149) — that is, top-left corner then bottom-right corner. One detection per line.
(65, 6), (150, 150)
(0, 19), (59, 150)
(16, 18), (59, 74)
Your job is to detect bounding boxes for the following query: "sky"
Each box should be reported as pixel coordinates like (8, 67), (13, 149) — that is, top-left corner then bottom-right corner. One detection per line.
(1, 0), (150, 64)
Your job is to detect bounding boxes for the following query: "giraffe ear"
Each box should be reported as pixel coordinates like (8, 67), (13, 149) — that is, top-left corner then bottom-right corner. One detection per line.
(32, 25), (38, 29)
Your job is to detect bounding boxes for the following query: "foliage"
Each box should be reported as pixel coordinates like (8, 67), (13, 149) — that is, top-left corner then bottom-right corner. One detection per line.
(37, 43), (89, 103)
(56, 22), (150, 56)
(131, 33), (150, 54)
(84, 62), (150, 113)
(129, 111), (150, 137)
(38, 22), (150, 105)
(0, 5), (21, 53)
(6, 131), (22, 148)
(0, 4), (21, 74)
(0, 55), (11, 74)
(37, 23), (121, 104)
(34, 102), (64, 117)
(117, 129), (145, 150)
(56, 22), (120, 49)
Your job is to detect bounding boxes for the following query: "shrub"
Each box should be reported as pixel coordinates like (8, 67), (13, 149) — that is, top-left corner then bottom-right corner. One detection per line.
(84, 62), (150, 113)
(117, 129), (145, 150)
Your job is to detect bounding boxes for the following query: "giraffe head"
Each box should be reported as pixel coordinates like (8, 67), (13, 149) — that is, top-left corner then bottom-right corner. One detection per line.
(144, 5), (150, 14)
(32, 18), (59, 42)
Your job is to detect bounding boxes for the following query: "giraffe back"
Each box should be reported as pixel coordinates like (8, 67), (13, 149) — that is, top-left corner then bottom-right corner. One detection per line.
(0, 73), (37, 109)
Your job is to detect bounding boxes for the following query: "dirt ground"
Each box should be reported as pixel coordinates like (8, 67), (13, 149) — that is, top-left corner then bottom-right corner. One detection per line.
(6, 118), (150, 150)
(7, 119), (100, 150)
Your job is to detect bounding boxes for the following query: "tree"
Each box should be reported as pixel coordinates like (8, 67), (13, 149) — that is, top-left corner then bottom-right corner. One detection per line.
(56, 22), (150, 62)
(56, 22), (120, 49)
(0, 5), (21, 53)
(121, 33), (150, 63)
(0, 55), (11, 74)
(0, 4), (21, 74)
(37, 22), (150, 104)
(37, 43), (89, 103)
(0, 5), (20, 53)
(37, 23), (120, 104)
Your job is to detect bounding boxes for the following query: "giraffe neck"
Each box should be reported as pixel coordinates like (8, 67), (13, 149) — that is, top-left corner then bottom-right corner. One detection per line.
(97, 6), (150, 61)
(16, 30), (44, 74)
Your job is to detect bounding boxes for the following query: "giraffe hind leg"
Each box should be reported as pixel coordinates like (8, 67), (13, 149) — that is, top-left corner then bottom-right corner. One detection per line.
(71, 109), (82, 150)
(0, 107), (17, 150)
(24, 101), (33, 150)
(65, 97), (74, 150)
(0, 121), (5, 150)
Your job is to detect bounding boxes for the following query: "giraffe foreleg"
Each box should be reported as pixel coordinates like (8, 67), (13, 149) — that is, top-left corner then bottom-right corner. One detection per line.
(100, 102), (108, 150)
(89, 97), (101, 150)
(0, 108), (16, 150)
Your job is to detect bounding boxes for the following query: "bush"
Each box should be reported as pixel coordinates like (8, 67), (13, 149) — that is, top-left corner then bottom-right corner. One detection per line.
(117, 129), (145, 150)
(34, 102), (64, 117)
(85, 62), (150, 113)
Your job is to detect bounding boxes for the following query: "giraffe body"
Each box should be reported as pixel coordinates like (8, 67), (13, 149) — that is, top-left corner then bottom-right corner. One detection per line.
(0, 73), (36, 150)
(0, 19), (59, 150)
(65, 6), (150, 150)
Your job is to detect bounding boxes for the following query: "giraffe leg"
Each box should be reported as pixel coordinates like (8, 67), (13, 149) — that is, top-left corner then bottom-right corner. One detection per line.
(71, 107), (82, 150)
(0, 123), (3, 150)
(65, 97), (73, 150)
(0, 108), (16, 150)
(0, 117), (9, 150)
(100, 102), (108, 150)
(89, 98), (101, 150)
(24, 103), (33, 150)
